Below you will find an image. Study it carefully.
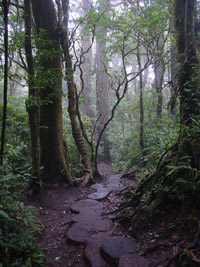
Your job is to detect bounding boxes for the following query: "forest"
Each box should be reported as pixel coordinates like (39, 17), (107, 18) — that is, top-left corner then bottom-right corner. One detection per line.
(0, 0), (200, 266)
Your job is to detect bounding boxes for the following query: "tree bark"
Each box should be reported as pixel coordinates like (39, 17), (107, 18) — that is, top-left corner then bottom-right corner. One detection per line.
(175, 0), (200, 168)
(136, 0), (144, 153)
(137, 48), (144, 152)
(31, 0), (73, 184)
(81, 0), (93, 117)
(60, 0), (94, 186)
(154, 47), (164, 119)
(95, 0), (110, 161)
(24, 0), (41, 192)
(0, 0), (9, 165)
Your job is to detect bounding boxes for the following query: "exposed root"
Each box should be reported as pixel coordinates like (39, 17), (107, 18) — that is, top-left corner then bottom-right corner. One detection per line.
(166, 223), (200, 266)
(74, 167), (95, 188)
(115, 144), (179, 231)
(121, 171), (136, 179)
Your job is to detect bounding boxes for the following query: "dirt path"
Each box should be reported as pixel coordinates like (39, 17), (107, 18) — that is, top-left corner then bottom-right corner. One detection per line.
(24, 162), (120, 266)
(23, 163), (198, 266)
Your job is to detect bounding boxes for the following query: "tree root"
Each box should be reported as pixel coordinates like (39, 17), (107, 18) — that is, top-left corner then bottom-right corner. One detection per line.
(121, 171), (136, 179)
(74, 168), (95, 188)
(166, 223), (200, 266)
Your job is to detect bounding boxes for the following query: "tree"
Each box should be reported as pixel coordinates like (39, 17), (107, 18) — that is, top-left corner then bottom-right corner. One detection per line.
(136, 0), (145, 153)
(0, 0), (10, 165)
(95, 0), (110, 161)
(80, 0), (93, 117)
(31, 0), (73, 184)
(24, 0), (41, 192)
(124, 0), (200, 229)
(58, 0), (94, 186)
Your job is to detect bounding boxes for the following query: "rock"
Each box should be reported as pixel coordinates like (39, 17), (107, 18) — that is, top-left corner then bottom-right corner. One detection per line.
(101, 236), (138, 265)
(85, 236), (111, 267)
(72, 211), (101, 223)
(71, 207), (113, 231)
(67, 218), (113, 245)
(67, 224), (91, 245)
(80, 218), (113, 232)
(118, 254), (151, 267)
(106, 174), (122, 184)
(90, 184), (106, 190)
(88, 191), (110, 200)
(70, 199), (103, 214)
(106, 184), (125, 191)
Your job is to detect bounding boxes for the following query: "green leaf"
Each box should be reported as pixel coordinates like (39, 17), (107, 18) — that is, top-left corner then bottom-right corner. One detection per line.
(0, 210), (12, 221)
(0, 173), (16, 183)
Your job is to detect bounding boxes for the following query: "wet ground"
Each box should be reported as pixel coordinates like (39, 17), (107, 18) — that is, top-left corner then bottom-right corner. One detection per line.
(23, 163), (200, 266)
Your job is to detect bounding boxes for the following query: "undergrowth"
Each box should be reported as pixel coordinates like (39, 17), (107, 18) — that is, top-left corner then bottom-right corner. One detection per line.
(0, 157), (44, 266)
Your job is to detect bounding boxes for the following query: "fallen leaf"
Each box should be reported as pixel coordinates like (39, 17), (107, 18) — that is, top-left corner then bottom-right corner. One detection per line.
(172, 235), (178, 240)
(172, 246), (178, 256)
(54, 257), (60, 261)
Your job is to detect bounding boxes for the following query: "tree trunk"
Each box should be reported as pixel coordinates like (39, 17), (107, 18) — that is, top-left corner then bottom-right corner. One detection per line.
(0, 0), (9, 165)
(9, 58), (20, 96)
(60, 0), (94, 186)
(95, 0), (110, 162)
(81, 0), (93, 117)
(136, 0), (144, 153)
(154, 49), (164, 119)
(137, 48), (144, 153)
(31, 0), (73, 184)
(175, 0), (200, 168)
(24, 0), (41, 193)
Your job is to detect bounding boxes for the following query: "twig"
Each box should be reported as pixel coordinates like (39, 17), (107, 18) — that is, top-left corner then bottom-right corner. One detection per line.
(166, 224), (200, 267)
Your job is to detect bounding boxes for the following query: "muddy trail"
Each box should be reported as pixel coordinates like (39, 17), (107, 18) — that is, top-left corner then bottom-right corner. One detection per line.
(24, 163), (199, 266)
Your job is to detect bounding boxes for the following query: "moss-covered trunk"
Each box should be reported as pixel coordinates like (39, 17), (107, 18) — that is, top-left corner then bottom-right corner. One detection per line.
(24, 0), (41, 192)
(175, 0), (200, 168)
(123, 0), (200, 230)
(59, 0), (93, 186)
(0, 0), (9, 165)
(31, 0), (73, 184)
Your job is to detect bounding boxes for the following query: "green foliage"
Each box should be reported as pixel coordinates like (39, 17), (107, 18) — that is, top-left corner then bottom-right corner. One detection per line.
(0, 170), (44, 266)
(0, 97), (32, 176)
(0, 97), (29, 147)
(109, 87), (178, 175)
(63, 113), (82, 175)
(63, 109), (96, 174)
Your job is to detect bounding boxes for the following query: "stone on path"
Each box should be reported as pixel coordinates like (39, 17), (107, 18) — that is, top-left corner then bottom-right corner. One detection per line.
(118, 254), (151, 267)
(88, 191), (110, 200)
(70, 199), (103, 214)
(72, 211), (99, 222)
(72, 214), (113, 231)
(67, 218), (113, 244)
(67, 224), (91, 245)
(80, 218), (113, 232)
(106, 184), (126, 191)
(106, 174), (122, 184)
(90, 184), (106, 190)
(88, 174), (125, 201)
(85, 236), (111, 267)
(101, 236), (138, 265)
